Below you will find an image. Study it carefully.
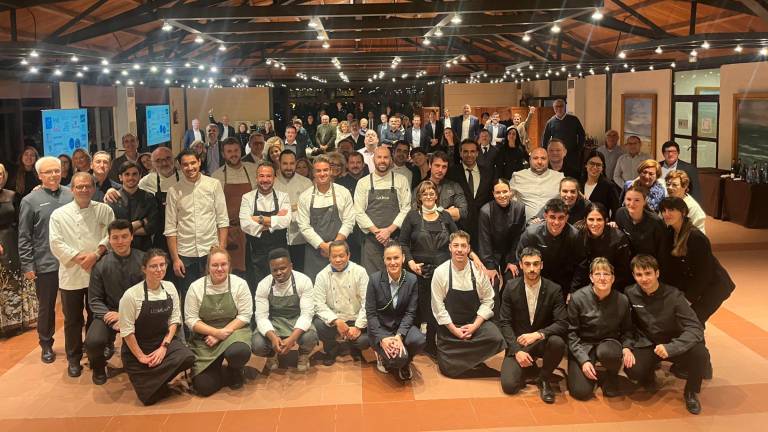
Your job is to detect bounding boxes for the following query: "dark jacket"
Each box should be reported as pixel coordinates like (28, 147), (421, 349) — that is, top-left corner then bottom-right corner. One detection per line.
(614, 207), (669, 268)
(533, 197), (591, 226)
(477, 144), (499, 170)
(499, 277), (568, 354)
(365, 270), (419, 345)
(411, 178), (468, 223)
(493, 144), (528, 181)
(574, 226), (633, 292)
(208, 114), (236, 142)
(405, 127), (429, 149)
(625, 282), (704, 357)
(182, 129), (205, 148)
(567, 286), (633, 365)
(449, 115), (482, 140)
(516, 223), (584, 294)
(88, 249), (146, 320)
(581, 178), (621, 218)
(478, 200), (526, 271)
(107, 188), (160, 251)
(423, 120), (444, 145)
(448, 163), (493, 239)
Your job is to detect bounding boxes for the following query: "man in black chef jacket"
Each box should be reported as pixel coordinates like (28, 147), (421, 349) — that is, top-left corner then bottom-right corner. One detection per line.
(624, 254), (709, 415)
(499, 247), (567, 403)
(108, 161), (159, 251)
(85, 219), (145, 385)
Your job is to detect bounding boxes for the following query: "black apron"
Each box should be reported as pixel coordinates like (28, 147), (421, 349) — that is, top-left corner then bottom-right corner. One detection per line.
(121, 281), (193, 404)
(246, 190), (287, 291)
(152, 170), (180, 251)
(436, 264), (506, 377)
(362, 172), (400, 273)
(303, 185), (343, 279)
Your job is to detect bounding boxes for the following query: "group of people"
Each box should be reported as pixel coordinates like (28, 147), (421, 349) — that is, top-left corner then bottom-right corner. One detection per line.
(0, 100), (733, 416)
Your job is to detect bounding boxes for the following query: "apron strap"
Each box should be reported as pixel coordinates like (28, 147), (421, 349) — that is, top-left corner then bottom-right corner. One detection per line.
(448, 262), (477, 292)
(390, 171), (395, 192)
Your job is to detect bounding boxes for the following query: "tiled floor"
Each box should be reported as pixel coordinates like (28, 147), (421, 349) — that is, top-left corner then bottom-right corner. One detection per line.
(1, 217), (767, 431)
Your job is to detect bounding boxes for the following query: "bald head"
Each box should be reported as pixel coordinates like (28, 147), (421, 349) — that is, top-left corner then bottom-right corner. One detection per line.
(530, 147), (549, 174)
(151, 146), (175, 177)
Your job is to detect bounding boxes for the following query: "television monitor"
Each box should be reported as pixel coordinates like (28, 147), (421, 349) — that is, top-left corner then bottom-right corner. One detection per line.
(41, 108), (88, 156)
(145, 104), (171, 146)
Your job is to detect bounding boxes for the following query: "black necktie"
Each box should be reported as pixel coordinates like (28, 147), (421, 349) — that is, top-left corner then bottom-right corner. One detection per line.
(467, 168), (475, 198)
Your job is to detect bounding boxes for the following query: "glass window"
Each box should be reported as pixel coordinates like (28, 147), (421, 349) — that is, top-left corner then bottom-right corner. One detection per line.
(673, 69), (720, 96)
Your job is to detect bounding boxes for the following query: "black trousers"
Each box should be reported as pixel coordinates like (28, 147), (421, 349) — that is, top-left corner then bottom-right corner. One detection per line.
(625, 342), (709, 394)
(289, 244), (305, 273)
(192, 342), (251, 397)
(177, 255), (207, 305)
(60, 288), (93, 363)
(500, 335), (566, 394)
(416, 275), (438, 354)
(372, 326), (426, 371)
(85, 319), (118, 371)
(567, 339), (623, 400)
(691, 291), (731, 325)
(35, 271), (59, 347)
(314, 317), (371, 355)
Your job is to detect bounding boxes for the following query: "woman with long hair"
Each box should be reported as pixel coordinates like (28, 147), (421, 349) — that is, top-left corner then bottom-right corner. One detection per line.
(236, 123), (250, 150)
(71, 148), (92, 174)
(295, 157), (313, 180)
(9, 146), (40, 197)
(493, 127), (528, 181)
(261, 120), (276, 140)
(580, 150), (620, 217)
(58, 154), (74, 186)
(439, 127), (458, 163)
(574, 202), (632, 291)
(335, 120), (351, 146)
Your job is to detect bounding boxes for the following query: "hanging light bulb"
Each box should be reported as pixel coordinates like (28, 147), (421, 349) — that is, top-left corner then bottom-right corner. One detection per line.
(550, 23), (561, 33)
(655, 46), (663, 54)
(591, 9), (603, 20)
(734, 45), (743, 53)
(434, 27), (443, 37)
(618, 51), (626, 59)
(30, 50), (39, 58)
(451, 14), (462, 24)
(194, 35), (204, 44)
(522, 33), (531, 42)
(70, 55), (79, 62)
(701, 41), (710, 49)
(422, 38), (431, 46)
(162, 22), (173, 32)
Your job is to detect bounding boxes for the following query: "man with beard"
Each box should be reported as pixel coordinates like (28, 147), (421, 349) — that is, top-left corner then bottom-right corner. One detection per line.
(242, 133), (266, 163)
(448, 139), (493, 248)
(108, 161), (159, 251)
(392, 141), (419, 186)
(212, 138), (258, 277)
(138, 146), (180, 252)
(414, 151), (467, 224)
(274, 150), (313, 272)
(205, 123), (223, 173)
(510, 148), (564, 220)
(282, 125), (307, 159)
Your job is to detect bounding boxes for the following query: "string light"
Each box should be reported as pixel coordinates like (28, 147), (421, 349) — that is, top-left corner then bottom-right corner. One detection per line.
(30, 50), (39, 58)
(550, 23), (561, 33)
(70, 55), (78, 62)
(194, 35), (204, 44)
(522, 33), (531, 42)
(734, 45), (743, 53)
(655, 46), (663, 54)
(591, 9), (603, 20)
(162, 22), (173, 32)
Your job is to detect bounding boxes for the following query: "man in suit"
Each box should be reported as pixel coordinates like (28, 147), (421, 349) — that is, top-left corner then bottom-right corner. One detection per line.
(660, 140), (701, 202)
(208, 109), (236, 142)
(499, 246), (568, 403)
(541, 99), (585, 178)
(283, 125), (307, 159)
(314, 114), (336, 154)
(381, 116), (404, 146)
(476, 129), (499, 169)
(424, 110), (443, 149)
(376, 113), (389, 139)
(447, 104), (481, 141)
(349, 120), (365, 150)
(448, 139), (493, 250)
(405, 114), (428, 149)
(182, 118), (205, 148)
(486, 112), (507, 146)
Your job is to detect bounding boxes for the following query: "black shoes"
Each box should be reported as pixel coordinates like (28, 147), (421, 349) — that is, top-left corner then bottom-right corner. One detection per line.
(41, 346), (56, 364)
(322, 349), (338, 367)
(684, 391), (702, 415)
(228, 368), (245, 390)
(104, 343), (115, 361)
(397, 365), (413, 381)
(602, 377), (622, 398)
(92, 367), (107, 385)
(640, 375), (659, 393)
(68, 361), (83, 378)
(538, 379), (555, 404)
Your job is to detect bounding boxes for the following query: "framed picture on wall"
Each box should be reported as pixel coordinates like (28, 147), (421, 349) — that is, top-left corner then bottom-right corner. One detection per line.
(621, 94), (657, 157)
(732, 93), (768, 164)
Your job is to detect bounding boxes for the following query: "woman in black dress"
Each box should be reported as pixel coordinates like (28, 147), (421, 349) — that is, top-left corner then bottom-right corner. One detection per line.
(236, 123), (250, 150)
(493, 127), (528, 181)
(477, 179), (527, 284)
(573, 202), (632, 291)
(580, 150), (620, 217)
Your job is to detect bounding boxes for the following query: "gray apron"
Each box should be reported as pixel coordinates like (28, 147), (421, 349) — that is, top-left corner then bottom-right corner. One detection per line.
(362, 172), (400, 274)
(303, 185), (343, 280)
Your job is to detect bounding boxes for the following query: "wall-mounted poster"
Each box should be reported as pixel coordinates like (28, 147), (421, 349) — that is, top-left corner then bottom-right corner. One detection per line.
(42, 109), (88, 156)
(621, 94), (657, 157)
(733, 93), (768, 164)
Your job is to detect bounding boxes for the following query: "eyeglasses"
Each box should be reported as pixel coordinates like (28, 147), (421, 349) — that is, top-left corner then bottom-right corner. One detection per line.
(73, 184), (94, 191)
(592, 272), (613, 278)
(40, 169), (61, 176)
(421, 191), (437, 198)
(587, 162), (603, 168)
(147, 262), (167, 271)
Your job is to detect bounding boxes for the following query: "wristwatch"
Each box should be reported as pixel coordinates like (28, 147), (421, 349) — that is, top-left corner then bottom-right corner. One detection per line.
(162, 341), (171, 348)
(258, 215), (264, 225)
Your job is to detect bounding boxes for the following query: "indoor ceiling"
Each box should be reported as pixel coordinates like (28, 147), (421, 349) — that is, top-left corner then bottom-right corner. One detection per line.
(0, 0), (767, 87)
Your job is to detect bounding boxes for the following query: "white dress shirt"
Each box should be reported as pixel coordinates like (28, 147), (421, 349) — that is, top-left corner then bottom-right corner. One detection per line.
(164, 174), (229, 257)
(411, 128), (422, 148)
(239, 188), (291, 238)
(184, 275), (253, 330)
(660, 160), (679, 181)
(489, 123), (502, 144)
(254, 270), (314, 337)
(313, 262), (369, 328)
(49, 201), (114, 290)
(353, 170), (412, 233)
(221, 125), (229, 140)
(430, 260), (494, 326)
(193, 129), (203, 143)
(463, 163), (480, 198)
(510, 168), (564, 219)
(524, 278), (542, 324)
(683, 194), (707, 234)
(297, 184), (356, 249)
(212, 162), (258, 189)
(138, 170), (180, 195)
(358, 147), (376, 173)
(119, 280), (181, 338)
(461, 117), (471, 140)
(613, 152), (650, 188)
(275, 173), (314, 245)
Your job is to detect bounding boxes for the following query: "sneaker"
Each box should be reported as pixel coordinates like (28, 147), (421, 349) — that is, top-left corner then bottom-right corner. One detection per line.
(375, 352), (388, 374)
(297, 354), (310, 372)
(397, 365), (413, 381)
(264, 354), (278, 372)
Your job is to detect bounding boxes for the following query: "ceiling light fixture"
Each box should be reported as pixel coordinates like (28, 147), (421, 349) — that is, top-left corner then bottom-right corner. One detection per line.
(218, 45), (226, 51)
(701, 41), (710, 49)
(550, 23), (561, 33)
(76, 71), (83, 77)
(20, 58), (28, 65)
(422, 38), (431, 46)
(162, 22), (173, 32)
(592, 9), (603, 20)
(150, 65), (158, 73)
(194, 35), (204, 44)
(322, 41), (330, 49)
(133, 63), (140, 70)
(30, 50), (39, 58)
(450, 14), (462, 24)
(522, 33), (531, 42)
(434, 28), (443, 37)
(29, 66), (38, 73)
(70, 55), (78, 62)
(101, 59), (109, 65)
(735, 45), (743, 53)
(53, 69), (62, 76)
(618, 51), (626, 58)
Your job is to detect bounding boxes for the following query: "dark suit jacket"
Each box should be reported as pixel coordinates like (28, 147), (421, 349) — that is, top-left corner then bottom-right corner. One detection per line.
(365, 270), (419, 345)
(182, 129), (205, 148)
(424, 120), (444, 144)
(450, 115), (481, 140)
(284, 141), (308, 160)
(659, 159), (701, 202)
(581, 178), (621, 218)
(486, 123), (507, 144)
(350, 133), (366, 150)
(499, 277), (568, 354)
(448, 163), (493, 240)
(405, 127), (429, 148)
(208, 114), (236, 142)
(477, 144), (499, 169)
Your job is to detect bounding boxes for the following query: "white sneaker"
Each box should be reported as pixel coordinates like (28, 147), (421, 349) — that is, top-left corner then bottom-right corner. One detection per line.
(297, 354), (310, 372)
(375, 352), (388, 374)
(265, 354), (278, 372)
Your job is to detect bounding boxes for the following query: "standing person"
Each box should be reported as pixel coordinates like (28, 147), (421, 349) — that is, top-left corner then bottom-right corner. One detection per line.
(424, 110), (443, 149)
(182, 118), (205, 148)
(138, 146), (180, 252)
(478, 179), (527, 284)
(494, 127), (528, 181)
(597, 130), (624, 182)
(446, 105), (481, 141)
(91, 151), (121, 202)
(208, 110), (236, 141)
(354, 146), (411, 274)
(567, 258), (634, 400)
(512, 106), (535, 150)
(410, 148), (430, 187)
(71, 148), (92, 175)
(614, 184), (668, 261)
(242, 133), (266, 163)
(499, 247), (568, 402)
(376, 113), (389, 138)
(297, 156), (356, 280)
(392, 141), (419, 186)
(205, 123), (223, 173)
(86, 219), (145, 385)
(573, 203), (633, 291)
(8, 146), (41, 198)
(109, 161), (159, 251)
(185, 247), (252, 396)
(365, 242), (425, 380)
(358, 129), (379, 173)
(660, 140), (701, 202)
(235, 123), (251, 152)
(510, 148), (564, 220)
(541, 99), (586, 179)
(283, 125), (307, 159)
(476, 129), (498, 169)
(59, 154), (74, 186)
(448, 139), (493, 247)
(659, 197), (735, 325)
(313, 240), (370, 365)
(381, 116), (404, 146)
(18, 156), (74, 363)
(405, 114), (427, 148)
(165, 149), (229, 303)
(431, 231), (505, 378)
(624, 254), (709, 415)
(581, 150), (621, 218)
(613, 135), (650, 188)
(252, 248), (318, 373)
(315, 115), (336, 154)
(49, 172), (115, 377)
(119, 249), (195, 405)
(336, 152), (368, 194)
(109, 133), (141, 182)
(348, 120), (365, 150)
(305, 114), (317, 147)
(240, 161), (291, 291)
(274, 150), (313, 272)
(211, 138), (258, 277)
(485, 112), (507, 146)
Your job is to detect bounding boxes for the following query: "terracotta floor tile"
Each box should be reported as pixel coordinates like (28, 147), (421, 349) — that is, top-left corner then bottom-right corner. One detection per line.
(162, 411), (225, 432)
(470, 397), (537, 428)
(320, 383), (362, 404)
(410, 398), (482, 430)
(105, 414), (169, 432)
(360, 365), (415, 403)
(525, 394), (594, 426)
(334, 404), (364, 432)
(278, 405), (336, 432)
(0, 416), (112, 432)
(219, 408), (280, 432)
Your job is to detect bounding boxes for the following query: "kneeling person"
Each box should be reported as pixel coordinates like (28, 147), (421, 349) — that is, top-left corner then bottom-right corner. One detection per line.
(499, 247), (567, 403)
(252, 248), (318, 372)
(313, 240), (370, 366)
(432, 230), (506, 378)
(185, 247), (253, 396)
(624, 255), (708, 415)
